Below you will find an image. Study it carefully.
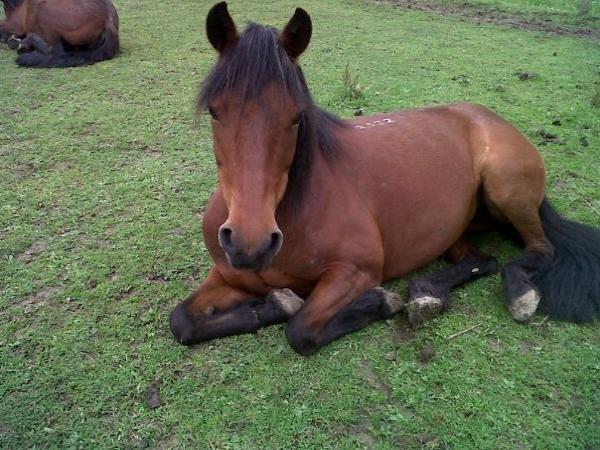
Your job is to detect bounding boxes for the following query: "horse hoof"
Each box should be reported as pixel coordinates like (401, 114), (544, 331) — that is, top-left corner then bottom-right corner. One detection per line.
(17, 44), (33, 54)
(169, 303), (197, 345)
(375, 287), (405, 317)
(7, 36), (21, 50)
(267, 288), (304, 316)
(508, 289), (540, 322)
(407, 295), (443, 327)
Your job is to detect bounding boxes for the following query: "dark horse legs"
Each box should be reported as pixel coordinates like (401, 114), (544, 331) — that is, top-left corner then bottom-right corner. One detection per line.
(407, 253), (499, 326)
(171, 241), (497, 354)
(16, 33), (53, 54)
(286, 287), (405, 355)
(170, 288), (304, 345)
(286, 240), (497, 355)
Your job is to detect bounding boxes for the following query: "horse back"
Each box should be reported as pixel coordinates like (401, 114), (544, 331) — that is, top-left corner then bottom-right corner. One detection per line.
(336, 103), (504, 279)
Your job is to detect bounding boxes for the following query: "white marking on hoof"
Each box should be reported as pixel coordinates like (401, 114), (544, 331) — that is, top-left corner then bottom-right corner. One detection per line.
(268, 288), (304, 316)
(7, 36), (21, 50)
(407, 296), (443, 326)
(471, 267), (479, 273)
(509, 289), (540, 322)
(374, 287), (405, 316)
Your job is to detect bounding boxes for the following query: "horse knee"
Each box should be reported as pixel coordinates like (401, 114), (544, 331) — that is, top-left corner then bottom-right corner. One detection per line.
(285, 315), (320, 356)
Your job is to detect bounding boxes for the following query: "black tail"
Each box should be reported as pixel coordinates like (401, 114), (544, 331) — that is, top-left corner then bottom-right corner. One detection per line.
(16, 28), (119, 68)
(532, 198), (600, 322)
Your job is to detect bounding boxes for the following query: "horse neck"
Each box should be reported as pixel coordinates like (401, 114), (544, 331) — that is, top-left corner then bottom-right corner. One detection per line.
(276, 139), (334, 227)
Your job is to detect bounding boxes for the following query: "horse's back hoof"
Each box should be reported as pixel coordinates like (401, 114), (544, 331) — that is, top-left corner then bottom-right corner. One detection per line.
(508, 289), (540, 322)
(407, 295), (443, 327)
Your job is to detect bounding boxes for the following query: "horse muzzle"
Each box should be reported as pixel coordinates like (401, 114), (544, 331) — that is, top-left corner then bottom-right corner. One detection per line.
(218, 224), (283, 272)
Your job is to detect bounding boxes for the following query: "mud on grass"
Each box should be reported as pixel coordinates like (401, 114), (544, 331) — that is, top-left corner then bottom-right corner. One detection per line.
(1, 0), (600, 448)
(381, 0), (600, 41)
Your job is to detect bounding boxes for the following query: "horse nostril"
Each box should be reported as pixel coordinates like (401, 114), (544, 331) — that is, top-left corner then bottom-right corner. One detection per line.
(218, 226), (234, 251)
(269, 230), (283, 253)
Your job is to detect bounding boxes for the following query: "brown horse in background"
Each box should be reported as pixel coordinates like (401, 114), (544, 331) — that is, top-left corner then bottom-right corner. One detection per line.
(0, 0), (118, 67)
(170, 2), (600, 355)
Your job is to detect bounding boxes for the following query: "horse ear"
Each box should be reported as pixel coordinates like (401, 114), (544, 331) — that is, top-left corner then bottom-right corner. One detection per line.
(281, 8), (312, 59)
(206, 2), (239, 53)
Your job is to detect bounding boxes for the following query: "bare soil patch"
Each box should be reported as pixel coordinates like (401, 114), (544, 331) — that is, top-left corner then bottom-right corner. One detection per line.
(381, 0), (600, 41)
(16, 240), (48, 262)
(18, 286), (63, 311)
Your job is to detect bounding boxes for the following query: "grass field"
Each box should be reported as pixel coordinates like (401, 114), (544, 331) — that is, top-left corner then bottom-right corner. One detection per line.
(1, 0), (599, 448)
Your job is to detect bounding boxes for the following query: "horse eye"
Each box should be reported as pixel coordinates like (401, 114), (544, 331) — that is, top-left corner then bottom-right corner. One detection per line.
(208, 106), (219, 120)
(292, 114), (302, 126)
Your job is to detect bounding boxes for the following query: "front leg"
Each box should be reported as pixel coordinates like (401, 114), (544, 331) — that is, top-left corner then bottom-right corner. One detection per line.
(170, 267), (304, 345)
(17, 32), (52, 54)
(285, 263), (403, 355)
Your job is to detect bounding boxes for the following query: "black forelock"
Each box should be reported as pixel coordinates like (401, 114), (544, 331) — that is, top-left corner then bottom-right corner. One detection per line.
(198, 23), (309, 109)
(197, 22), (346, 210)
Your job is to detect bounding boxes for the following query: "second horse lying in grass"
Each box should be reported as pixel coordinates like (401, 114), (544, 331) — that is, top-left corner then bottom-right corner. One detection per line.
(0, 0), (119, 67)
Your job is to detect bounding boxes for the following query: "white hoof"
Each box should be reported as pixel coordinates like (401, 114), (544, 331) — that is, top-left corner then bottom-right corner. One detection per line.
(509, 289), (540, 322)
(407, 296), (443, 326)
(267, 288), (304, 316)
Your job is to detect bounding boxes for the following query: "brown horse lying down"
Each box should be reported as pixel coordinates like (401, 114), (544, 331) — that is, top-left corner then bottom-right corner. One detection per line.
(0, 0), (118, 67)
(170, 2), (600, 355)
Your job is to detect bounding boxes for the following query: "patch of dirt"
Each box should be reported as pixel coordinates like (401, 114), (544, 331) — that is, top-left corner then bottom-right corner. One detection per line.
(145, 272), (169, 284)
(18, 286), (63, 311)
(416, 343), (437, 364)
(393, 316), (416, 343)
(533, 128), (562, 146)
(156, 434), (179, 450)
(144, 145), (161, 158)
(16, 240), (48, 262)
(51, 161), (73, 171)
(419, 432), (439, 447)
(519, 340), (534, 354)
(381, 0), (600, 41)
(332, 413), (377, 449)
(145, 382), (162, 409)
(13, 162), (35, 181)
(118, 287), (136, 300)
(360, 360), (416, 418)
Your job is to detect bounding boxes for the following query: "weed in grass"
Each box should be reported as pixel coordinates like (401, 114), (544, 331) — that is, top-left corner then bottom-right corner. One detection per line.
(341, 63), (365, 101)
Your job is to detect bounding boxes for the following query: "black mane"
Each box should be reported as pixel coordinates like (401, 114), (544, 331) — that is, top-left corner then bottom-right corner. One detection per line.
(3, 0), (24, 12)
(197, 23), (346, 210)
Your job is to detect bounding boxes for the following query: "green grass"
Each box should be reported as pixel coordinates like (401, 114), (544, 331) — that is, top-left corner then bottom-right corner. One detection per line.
(1, 0), (599, 448)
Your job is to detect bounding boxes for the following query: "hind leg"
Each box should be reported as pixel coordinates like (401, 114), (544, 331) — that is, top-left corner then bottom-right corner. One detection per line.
(480, 139), (553, 322)
(491, 199), (552, 321)
(407, 238), (499, 327)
